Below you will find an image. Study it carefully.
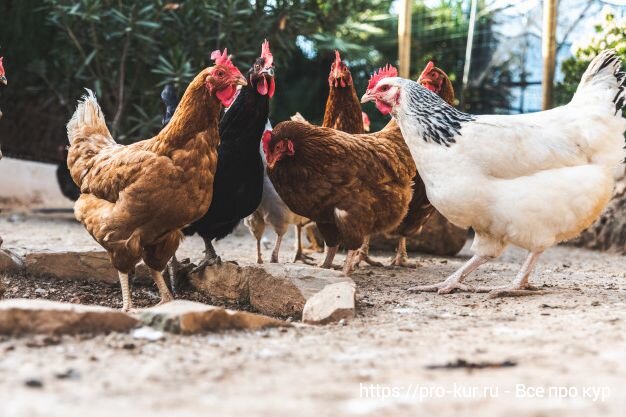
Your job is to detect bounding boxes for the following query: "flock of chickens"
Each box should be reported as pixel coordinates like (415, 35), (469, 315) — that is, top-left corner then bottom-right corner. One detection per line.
(2, 41), (626, 312)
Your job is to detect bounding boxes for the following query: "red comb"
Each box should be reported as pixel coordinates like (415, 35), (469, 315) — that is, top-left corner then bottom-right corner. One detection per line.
(367, 64), (398, 90)
(210, 48), (240, 74)
(418, 61), (435, 82)
(0, 57), (4, 75)
(334, 50), (342, 66)
(261, 39), (273, 68)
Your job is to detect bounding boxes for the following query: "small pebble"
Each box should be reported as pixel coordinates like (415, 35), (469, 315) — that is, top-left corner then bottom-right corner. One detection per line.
(24, 379), (43, 388)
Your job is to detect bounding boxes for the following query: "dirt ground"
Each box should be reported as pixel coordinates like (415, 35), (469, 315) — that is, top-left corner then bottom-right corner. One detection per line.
(0, 212), (625, 417)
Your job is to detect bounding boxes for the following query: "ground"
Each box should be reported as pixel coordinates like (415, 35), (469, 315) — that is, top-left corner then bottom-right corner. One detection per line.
(1, 212), (625, 417)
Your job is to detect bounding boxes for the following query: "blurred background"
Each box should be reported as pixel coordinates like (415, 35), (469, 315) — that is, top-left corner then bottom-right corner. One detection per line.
(0, 0), (625, 166)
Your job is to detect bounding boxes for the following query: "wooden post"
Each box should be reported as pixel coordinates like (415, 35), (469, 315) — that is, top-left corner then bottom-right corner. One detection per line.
(398, 0), (412, 78)
(542, 0), (558, 110)
(461, 0), (478, 106)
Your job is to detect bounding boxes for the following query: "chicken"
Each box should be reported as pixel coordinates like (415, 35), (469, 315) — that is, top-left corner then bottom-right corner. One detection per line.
(244, 120), (311, 264)
(302, 51), (384, 266)
(263, 119), (415, 275)
(386, 61), (455, 268)
(66, 50), (246, 310)
(323, 51), (365, 134)
(362, 49), (626, 297)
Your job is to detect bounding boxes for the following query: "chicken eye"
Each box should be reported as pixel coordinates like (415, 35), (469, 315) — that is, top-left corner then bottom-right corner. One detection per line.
(216, 70), (224, 77)
(255, 64), (260, 71)
(380, 85), (390, 92)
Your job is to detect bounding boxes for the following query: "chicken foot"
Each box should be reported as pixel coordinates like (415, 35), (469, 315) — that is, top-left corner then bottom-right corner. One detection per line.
(408, 255), (492, 294)
(390, 237), (421, 268)
(319, 245), (341, 269)
(293, 224), (316, 264)
(191, 237), (222, 272)
(475, 250), (546, 298)
(166, 255), (194, 296)
(351, 236), (384, 269)
(151, 269), (174, 306)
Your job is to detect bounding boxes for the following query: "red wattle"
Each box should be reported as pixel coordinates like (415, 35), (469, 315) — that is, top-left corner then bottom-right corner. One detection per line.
(268, 78), (275, 98)
(216, 85), (237, 107)
(375, 100), (392, 116)
(257, 77), (268, 96)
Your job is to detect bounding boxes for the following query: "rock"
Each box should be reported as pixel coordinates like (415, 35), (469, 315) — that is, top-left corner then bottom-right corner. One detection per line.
(0, 299), (139, 335)
(132, 326), (165, 341)
(137, 300), (289, 334)
(248, 264), (353, 318)
(190, 263), (354, 318)
(302, 282), (356, 325)
(190, 262), (251, 303)
(0, 248), (24, 273)
(370, 211), (467, 256)
(23, 250), (151, 283)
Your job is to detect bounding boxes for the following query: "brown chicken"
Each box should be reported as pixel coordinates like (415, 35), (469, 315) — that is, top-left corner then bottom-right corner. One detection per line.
(66, 50), (246, 311)
(323, 50), (365, 134)
(263, 101), (415, 275)
(385, 61), (456, 267)
(303, 51), (382, 266)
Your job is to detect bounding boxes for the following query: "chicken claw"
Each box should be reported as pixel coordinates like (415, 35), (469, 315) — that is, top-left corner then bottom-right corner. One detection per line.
(390, 237), (421, 268)
(408, 281), (475, 294)
(351, 237), (383, 269)
(192, 239), (222, 272)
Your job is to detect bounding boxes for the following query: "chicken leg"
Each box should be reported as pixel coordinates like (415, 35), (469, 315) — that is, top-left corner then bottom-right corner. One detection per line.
(270, 234), (283, 263)
(351, 236), (383, 269)
(118, 272), (133, 312)
(408, 255), (492, 294)
(476, 250), (545, 298)
(319, 245), (339, 269)
(390, 237), (420, 268)
(151, 269), (174, 305)
(293, 224), (315, 264)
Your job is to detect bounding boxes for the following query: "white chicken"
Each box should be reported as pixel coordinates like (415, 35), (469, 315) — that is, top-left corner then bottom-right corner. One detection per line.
(361, 49), (626, 297)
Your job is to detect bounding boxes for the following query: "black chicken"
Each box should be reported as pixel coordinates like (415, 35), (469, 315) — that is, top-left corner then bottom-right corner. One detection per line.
(167, 40), (275, 292)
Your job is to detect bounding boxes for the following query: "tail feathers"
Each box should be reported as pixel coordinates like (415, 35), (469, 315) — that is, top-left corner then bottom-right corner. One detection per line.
(67, 89), (112, 144)
(575, 49), (626, 115)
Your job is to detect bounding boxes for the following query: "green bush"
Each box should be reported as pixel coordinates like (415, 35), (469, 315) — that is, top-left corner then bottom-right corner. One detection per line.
(556, 9), (626, 110)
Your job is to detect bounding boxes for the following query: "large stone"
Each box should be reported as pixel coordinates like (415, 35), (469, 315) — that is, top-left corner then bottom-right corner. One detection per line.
(248, 264), (352, 318)
(0, 249), (23, 273)
(23, 250), (151, 283)
(302, 281), (356, 325)
(190, 262), (251, 303)
(0, 299), (139, 335)
(370, 211), (467, 256)
(137, 300), (289, 334)
(190, 262), (354, 319)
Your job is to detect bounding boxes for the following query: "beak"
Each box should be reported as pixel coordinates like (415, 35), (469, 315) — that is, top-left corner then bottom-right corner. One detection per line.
(0, 76), (6, 86)
(235, 73), (247, 87)
(361, 90), (374, 104)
